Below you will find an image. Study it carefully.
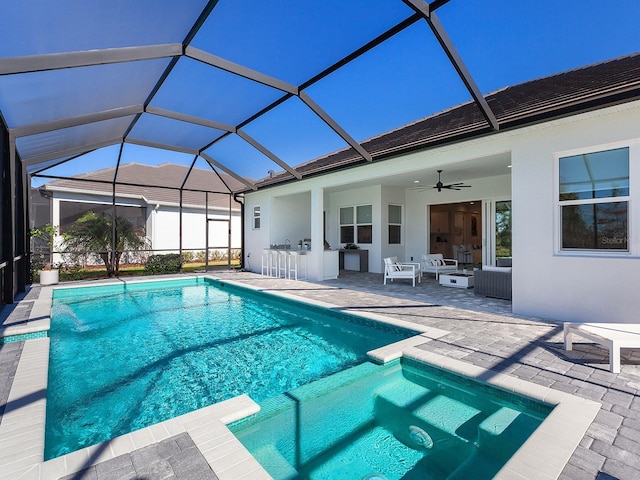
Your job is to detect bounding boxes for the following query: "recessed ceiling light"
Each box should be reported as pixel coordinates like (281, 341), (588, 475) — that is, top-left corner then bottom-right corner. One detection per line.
(507, 165), (512, 168)
(413, 180), (420, 183)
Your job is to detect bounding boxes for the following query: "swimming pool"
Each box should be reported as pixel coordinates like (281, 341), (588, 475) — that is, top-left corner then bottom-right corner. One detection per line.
(45, 277), (417, 459)
(231, 357), (553, 480)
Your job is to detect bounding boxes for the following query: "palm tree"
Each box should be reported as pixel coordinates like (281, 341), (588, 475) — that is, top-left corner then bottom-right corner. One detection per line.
(63, 211), (147, 277)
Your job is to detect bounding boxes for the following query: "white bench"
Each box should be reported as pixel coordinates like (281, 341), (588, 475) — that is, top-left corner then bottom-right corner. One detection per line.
(563, 322), (640, 373)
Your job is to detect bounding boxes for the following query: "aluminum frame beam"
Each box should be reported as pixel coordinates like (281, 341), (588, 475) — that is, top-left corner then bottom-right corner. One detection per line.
(402, 0), (499, 131)
(236, 130), (302, 179)
(199, 152), (257, 191)
(186, 47), (299, 95)
(22, 138), (122, 166)
(125, 138), (199, 156)
(11, 105), (144, 138)
(0, 44), (182, 76)
(145, 106), (236, 132)
(299, 91), (372, 162)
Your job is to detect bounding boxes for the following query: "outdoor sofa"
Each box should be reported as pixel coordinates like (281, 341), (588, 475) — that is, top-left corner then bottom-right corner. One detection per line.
(474, 265), (512, 300)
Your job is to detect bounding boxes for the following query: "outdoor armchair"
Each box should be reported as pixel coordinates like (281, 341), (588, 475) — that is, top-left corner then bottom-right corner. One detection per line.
(383, 256), (421, 287)
(421, 254), (458, 280)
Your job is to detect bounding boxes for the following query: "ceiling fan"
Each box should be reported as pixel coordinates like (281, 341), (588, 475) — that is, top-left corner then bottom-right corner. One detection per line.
(413, 170), (471, 192)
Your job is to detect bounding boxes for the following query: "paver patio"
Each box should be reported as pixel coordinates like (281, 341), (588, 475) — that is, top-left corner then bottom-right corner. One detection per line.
(1, 270), (639, 479)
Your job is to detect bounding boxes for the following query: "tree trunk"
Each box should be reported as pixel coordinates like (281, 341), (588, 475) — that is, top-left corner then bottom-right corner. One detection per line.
(100, 252), (115, 277)
(114, 252), (122, 275)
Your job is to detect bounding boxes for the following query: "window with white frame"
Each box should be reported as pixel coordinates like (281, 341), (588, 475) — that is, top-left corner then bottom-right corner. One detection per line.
(558, 147), (629, 251)
(252, 206), (261, 229)
(339, 205), (372, 244)
(388, 204), (402, 244)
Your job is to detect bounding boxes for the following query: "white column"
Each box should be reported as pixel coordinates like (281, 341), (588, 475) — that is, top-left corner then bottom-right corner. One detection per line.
(309, 186), (325, 281)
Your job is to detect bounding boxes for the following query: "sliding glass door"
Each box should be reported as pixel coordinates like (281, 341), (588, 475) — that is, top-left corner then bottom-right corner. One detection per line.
(482, 200), (512, 266)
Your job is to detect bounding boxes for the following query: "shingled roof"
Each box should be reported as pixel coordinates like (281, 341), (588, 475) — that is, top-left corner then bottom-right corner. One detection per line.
(42, 163), (243, 210)
(254, 53), (640, 190)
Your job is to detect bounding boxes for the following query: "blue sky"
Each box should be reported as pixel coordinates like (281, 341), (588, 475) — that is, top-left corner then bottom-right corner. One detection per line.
(31, 0), (640, 186)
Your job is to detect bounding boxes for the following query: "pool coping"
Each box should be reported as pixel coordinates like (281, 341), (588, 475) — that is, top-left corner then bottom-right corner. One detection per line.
(0, 274), (600, 479)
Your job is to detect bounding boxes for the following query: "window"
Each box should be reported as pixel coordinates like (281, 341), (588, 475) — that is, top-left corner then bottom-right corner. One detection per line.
(339, 204), (373, 244)
(252, 206), (260, 229)
(559, 147), (629, 251)
(388, 204), (402, 244)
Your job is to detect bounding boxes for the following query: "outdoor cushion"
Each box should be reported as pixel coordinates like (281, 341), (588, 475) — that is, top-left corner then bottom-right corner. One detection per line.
(482, 266), (512, 273)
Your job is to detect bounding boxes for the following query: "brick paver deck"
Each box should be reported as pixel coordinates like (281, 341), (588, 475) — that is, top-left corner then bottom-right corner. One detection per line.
(1, 270), (639, 479)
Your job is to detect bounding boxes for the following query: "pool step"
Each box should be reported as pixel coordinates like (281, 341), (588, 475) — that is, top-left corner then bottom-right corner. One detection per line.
(253, 444), (299, 480)
(476, 406), (541, 459)
(374, 379), (483, 437)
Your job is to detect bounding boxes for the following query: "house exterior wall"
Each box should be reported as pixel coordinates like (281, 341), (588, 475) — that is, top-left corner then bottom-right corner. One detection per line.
(244, 100), (640, 324)
(510, 101), (640, 323)
(152, 207), (240, 252)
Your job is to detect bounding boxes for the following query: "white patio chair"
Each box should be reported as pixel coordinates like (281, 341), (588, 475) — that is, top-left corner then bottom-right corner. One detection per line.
(421, 254), (458, 280)
(383, 256), (421, 287)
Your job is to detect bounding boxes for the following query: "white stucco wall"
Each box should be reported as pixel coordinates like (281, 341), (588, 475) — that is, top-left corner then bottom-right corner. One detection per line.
(510, 102), (640, 323)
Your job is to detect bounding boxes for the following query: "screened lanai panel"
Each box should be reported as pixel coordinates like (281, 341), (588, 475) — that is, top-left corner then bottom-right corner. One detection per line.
(203, 133), (284, 181)
(0, 0), (208, 57)
(149, 57), (285, 126)
(119, 144), (197, 170)
(128, 114), (226, 152)
(0, 59), (171, 128)
(29, 145), (122, 179)
(182, 157), (243, 193)
(17, 116), (135, 163)
(305, 22), (473, 142)
(192, 0), (415, 85)
(28, 156), (76, 181)
(438, 0), (640, 95)
(241, 96), (350, 168)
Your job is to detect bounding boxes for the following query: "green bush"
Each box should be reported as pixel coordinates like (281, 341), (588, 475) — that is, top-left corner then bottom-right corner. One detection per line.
(144, 254), (182, 275)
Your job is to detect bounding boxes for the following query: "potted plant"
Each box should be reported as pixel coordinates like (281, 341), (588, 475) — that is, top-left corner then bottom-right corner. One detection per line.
(30, 223), (60, 285)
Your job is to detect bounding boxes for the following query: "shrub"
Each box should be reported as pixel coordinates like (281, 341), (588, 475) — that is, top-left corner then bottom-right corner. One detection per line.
(181, 251), (195, 263)
(144, 254), (182, 275)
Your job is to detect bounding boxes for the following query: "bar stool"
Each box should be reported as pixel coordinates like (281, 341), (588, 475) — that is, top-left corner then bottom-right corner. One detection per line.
(278, 250), (288, 278)
(269, 250), (279, 277)
(261, 249), (270, 275)
(288, 251), (306, 280)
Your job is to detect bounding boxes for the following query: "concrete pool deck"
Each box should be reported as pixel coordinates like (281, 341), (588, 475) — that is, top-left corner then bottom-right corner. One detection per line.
(1, 271), (639, 479)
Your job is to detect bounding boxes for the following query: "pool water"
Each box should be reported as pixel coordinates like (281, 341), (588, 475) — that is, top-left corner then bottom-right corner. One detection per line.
(231, 358), (552, 480)
(45, 278), (415, 459)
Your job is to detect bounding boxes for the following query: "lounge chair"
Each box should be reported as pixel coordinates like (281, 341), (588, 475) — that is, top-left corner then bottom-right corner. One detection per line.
(421, 254), (458, 280)
(383, 256), (421, 287)
(563, 322), (640, 373)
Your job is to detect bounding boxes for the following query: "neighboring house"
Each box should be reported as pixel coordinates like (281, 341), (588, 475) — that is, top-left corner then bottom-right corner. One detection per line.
(243, 54), (640, 325)
(33, 163), (243, 263)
